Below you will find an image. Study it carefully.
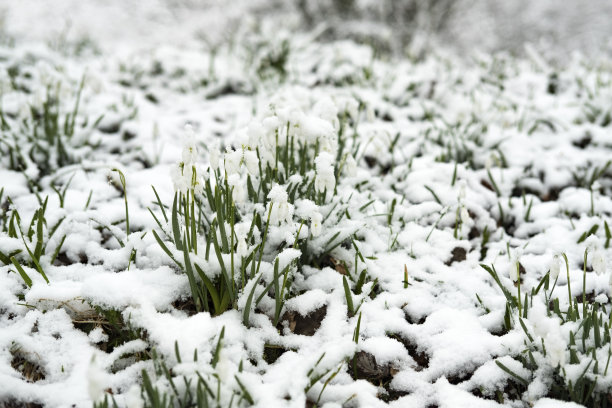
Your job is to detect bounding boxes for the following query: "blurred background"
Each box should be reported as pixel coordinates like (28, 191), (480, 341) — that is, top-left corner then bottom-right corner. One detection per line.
(2, 0), (611, 59)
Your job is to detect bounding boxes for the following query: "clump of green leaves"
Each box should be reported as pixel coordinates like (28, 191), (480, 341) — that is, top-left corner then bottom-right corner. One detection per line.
(150, 102), (364, 325)
(1, 195), (66, 287)
(482, 250), (612, 407)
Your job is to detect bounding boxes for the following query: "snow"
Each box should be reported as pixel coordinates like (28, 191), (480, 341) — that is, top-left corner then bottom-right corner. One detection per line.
(1, 1), (612, 408)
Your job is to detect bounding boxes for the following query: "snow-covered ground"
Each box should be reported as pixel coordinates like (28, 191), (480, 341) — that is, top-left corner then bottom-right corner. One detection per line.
(1, 2), (612, 408)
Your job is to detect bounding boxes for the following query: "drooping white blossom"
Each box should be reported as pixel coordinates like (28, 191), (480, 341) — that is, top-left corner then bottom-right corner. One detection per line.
(243, 149), (259, 175)
(315, 152), (336, 194)
(509, 252), (521, 282)
(345, 154), (357, 177)
(549, 254), (561, 280)
(171, 162), (190, 194)
(182, 135), (198, 165)
(460, 206), (470, 225)
(267, 184), (294, 225)
(313, 96), (339, 130)
(262, 115), (281, 134)
(247, 122), (265, 149)
(234, 221), (250, 257)
(209, 143), (220, 171)
(227, 174), (246, 204)
(224, 148), (242, 175)
(310, 211), (323, 237)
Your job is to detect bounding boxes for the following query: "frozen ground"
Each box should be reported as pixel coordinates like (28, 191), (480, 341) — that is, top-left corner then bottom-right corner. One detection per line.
(1, 2), (612, 408)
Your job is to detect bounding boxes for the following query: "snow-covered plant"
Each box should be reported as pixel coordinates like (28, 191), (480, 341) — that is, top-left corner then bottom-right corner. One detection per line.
(151, 96), (363, 322)
(0, 55), (142, 183)
(482, 249), (612, 407)
(0, 75), (87, 178)
(93, 328), (254, 408)
(0, 195), (65, 288)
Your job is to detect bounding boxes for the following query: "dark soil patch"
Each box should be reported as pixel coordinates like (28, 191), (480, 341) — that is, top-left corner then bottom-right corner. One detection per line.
(390, 333), (430, 370)
(446, 247), (467, 265)
(263, 344), (288, 364)
(10, 349), (45, 383)
(281, 305), (327, 336)
(1, 399), (44, 408)
(348, 351), (394, 383)
(380, 387), (410, 402)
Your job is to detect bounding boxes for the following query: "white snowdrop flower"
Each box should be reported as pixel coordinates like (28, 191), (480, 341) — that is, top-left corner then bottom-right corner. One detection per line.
(267, 185), (294, 225)
(310, 211), (323, 237)
(182, 136), (198, 165)
(230, 220), (248, 255)
(509, 263), (520, 282)
(314, 97), (339, 129)
(460, 206), (470, 225)
(171, 162), (189, 194)
(224, 148), (242, 175)
(276, 106), (291, 124)
(125, 385), (144, 408)
(592, 249), (606, 275)
(247, 122), (265, 148)
(549, 254), (561, 280)
(319, 136), (337, 155)
(315, 172), (335, 194)
(592, 180), (602, 191)
(192, 168), (204, 196)
(209, 143), (220, 171)
(289, 109), (303, 127)
(237, 238), (248, 257)
(87, 355), (107, 402)
(345, 154), (357, 177)
(243, 149), (259, 175)
(180, 164), (201, 194)
(509, 251), (521, 282)
(485, 156), (493, 171)
(262, 115), (281, 134)
(315, 152), (336, 193)
(227, 174), (246, 204)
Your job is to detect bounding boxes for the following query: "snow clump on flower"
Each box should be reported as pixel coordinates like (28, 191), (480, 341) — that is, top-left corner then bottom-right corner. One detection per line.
(224, 147), (242, 175)
(315, 152), (336, 194)
(171, 128), (205, 194)
(227, 173), (247, 204)
(267, 184), (294, 225)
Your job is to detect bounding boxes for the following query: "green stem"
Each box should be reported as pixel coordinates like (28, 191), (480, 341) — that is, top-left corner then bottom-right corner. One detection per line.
(583, 249), (588, 319)
(517, 262), (522, 317)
